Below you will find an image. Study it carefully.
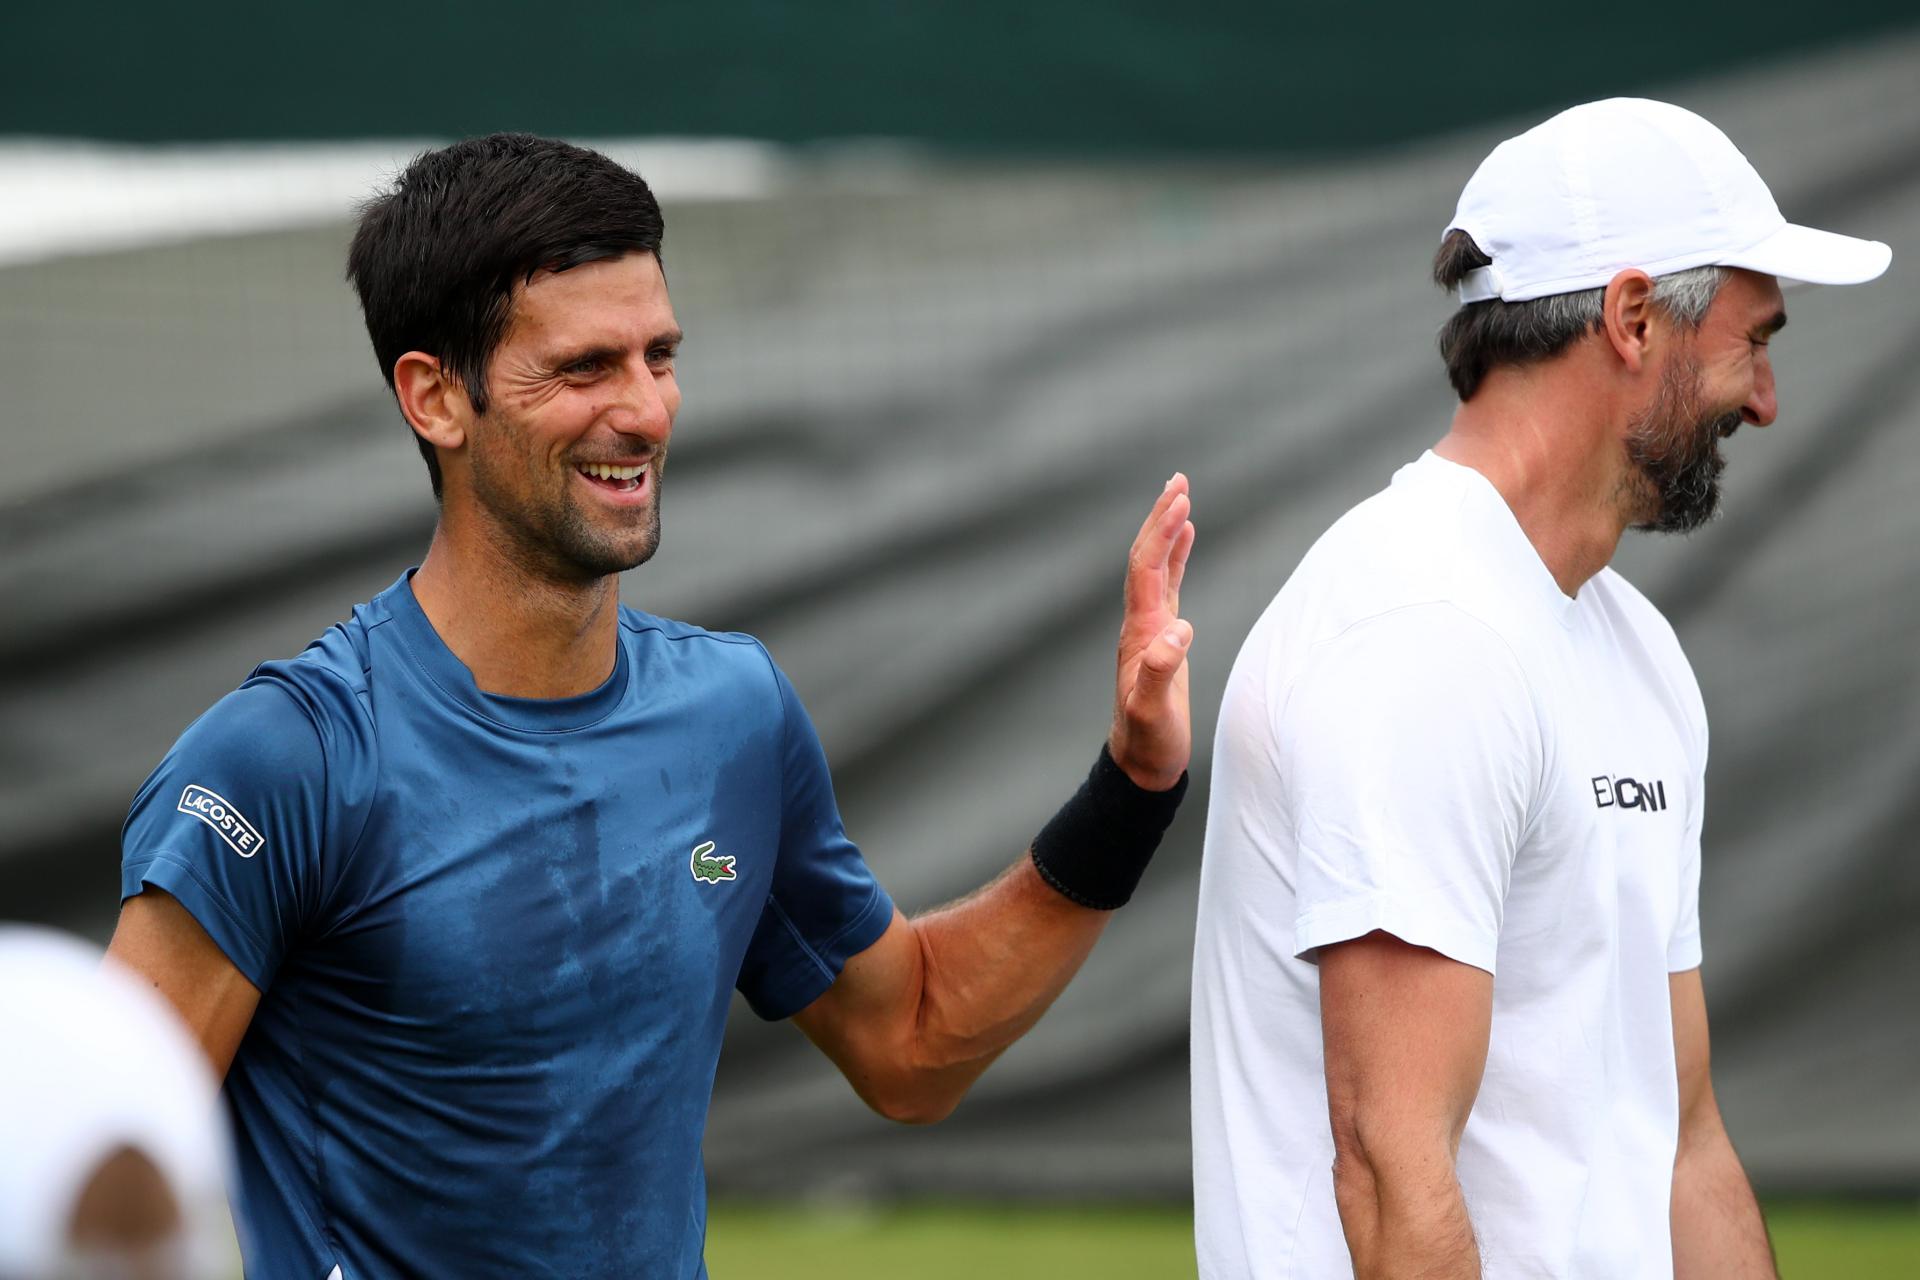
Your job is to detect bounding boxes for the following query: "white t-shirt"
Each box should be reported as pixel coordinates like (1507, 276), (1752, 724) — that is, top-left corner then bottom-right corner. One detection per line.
(1191, 451), (1706, 1279)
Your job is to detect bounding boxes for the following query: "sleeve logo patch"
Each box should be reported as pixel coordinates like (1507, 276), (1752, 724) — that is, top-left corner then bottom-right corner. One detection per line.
(177, 785), (266, 858)
(689, 839), (736, 884)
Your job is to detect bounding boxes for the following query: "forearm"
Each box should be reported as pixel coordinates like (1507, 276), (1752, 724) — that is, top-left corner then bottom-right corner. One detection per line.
(1672, 1120), (1775, 1278)
(908, 856), (1110, 1072)
(799, 749), (1183, 1123)
(877, 743), (1181, 1112)
(1333, 1141), (1480, 1279)
(1320, 934), (1491, 1279)
(799, 857), (1114, 1124)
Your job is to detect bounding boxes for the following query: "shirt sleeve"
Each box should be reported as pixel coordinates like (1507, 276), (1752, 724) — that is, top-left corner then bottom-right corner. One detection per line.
(1668, 716), (1708, 973)
(119, 678), (347, 992)
(735, 659), (896, 1020)
(1280, 603), (1543, 975)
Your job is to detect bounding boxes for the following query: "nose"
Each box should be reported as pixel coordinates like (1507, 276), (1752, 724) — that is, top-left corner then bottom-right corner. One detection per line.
(1742, 352), (1777, 427)
(610, 361), (676, 445)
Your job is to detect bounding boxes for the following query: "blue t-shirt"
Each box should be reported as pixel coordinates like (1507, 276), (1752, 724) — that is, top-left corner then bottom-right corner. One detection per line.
(120, 573), (895, 1278)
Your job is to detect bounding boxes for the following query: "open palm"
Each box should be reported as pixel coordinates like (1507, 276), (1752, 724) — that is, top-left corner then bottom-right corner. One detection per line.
(1109, 474), (1195, 792)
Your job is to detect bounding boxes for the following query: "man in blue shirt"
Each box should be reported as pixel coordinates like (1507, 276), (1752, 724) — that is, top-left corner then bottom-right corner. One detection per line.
(107, 134), (1197, 1278)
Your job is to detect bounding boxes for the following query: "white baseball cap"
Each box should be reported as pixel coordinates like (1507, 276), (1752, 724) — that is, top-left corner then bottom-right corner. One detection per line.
(0, 927), (236, 1278)
(1447, 97), (1891, 304)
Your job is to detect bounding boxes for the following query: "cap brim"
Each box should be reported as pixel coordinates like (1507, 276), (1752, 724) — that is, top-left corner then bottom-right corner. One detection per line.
(1720, 222), (1891, 287)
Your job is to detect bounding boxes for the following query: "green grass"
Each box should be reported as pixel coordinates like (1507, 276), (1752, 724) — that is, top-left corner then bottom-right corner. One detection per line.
(1771, 1201), (1920, 1278)
(705, 1201), (1920, 1279)
(705, 1204), (1195, 1279)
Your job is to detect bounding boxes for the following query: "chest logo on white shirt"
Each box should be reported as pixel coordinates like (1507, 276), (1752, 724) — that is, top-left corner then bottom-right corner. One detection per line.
(177, 784), (267, 857)
(689, 840), (737, 885)
(1591, 774), (1670, 813)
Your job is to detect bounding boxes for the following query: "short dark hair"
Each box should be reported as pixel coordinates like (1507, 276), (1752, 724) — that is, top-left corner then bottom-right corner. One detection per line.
(346, 134), (666, 498)
(1431, 229), (1724, 401)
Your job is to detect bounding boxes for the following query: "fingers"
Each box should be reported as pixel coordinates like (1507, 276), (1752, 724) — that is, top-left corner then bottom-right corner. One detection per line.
(1136, 472), (1188, 538)
(1131, 474), (1189, 563)
(1166, 517), (1195, 615)
(1127, 474), (1192, 610)
(1115, 618), (1194, 788)
(1112, 478), (1196, 788)
(1128, 618), (1194, 708)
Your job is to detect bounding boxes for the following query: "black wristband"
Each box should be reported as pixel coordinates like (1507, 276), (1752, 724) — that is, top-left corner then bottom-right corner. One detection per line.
(1029, 744), (1188, 911)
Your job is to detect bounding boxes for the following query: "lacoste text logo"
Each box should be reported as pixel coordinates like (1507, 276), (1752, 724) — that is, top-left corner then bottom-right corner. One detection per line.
(1591, 775), (1669, 813)
(689, 840), (736, 884)
(177, 785), (267, 857)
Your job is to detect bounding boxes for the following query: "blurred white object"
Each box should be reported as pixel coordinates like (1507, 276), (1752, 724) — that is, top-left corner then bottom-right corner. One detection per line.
(0, 926), (234, 1279)
(0, 138), (787, 268)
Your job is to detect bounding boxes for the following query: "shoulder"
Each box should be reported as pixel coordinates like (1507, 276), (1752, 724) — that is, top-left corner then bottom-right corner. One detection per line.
(130, 675), (343, 875)
(1255, 468), (1534, 675)
(170, 679), (327, 778)
(618, 607), (772, 671)
(157, 607), (386, 839)
(1257, 575), (1544, 776)
(166, 607), (372, 756)
(1296, 471), (1465, 592)
(618, 606), (763, 652)
(134, 587), (403, 810)
(245, 609), (381, 751)
(1285, 600), (1538, 728)
(618, 606), (788, 704)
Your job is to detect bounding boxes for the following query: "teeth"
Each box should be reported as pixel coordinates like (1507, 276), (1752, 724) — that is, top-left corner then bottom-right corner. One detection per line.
(580, 463), (645, 481)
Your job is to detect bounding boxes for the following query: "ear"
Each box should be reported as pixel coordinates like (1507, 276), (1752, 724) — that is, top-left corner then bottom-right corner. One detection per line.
(392, 352), (474, 458)
(1600, 269), (1658, 374)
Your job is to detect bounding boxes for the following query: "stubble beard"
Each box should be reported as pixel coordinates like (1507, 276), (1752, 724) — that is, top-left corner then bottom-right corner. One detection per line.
(1620, 350), (1742, 535)
(468, 427), (667, 585)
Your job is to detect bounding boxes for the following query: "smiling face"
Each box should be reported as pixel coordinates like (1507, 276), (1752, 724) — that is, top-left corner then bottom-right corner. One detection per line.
(456, 252), (683, 582)
(1622, 268), (1786, 533)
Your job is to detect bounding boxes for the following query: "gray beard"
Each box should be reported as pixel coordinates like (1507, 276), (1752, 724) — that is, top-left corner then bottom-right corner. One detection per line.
(1622, 356), (1740, 535)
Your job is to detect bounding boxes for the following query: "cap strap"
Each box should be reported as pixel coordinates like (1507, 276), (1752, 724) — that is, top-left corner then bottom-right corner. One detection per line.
(1457, 266), (1501, 304)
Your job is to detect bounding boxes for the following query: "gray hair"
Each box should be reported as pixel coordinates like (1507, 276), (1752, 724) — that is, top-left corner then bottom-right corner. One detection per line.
(1432, 229), (1727, 401)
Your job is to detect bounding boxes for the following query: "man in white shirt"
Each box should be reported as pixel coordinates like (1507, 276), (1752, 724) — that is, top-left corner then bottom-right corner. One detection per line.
(1190, 99), (1891, 1279)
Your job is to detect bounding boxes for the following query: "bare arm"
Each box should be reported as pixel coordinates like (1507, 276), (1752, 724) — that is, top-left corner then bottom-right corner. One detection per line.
(792, 862), (1107, 1123)
(1321, 930), (1492, 1279)
(793, 475), (1196, 1123)
(1670, 968), (1776, 1277)
(106, 888), (261, 1077)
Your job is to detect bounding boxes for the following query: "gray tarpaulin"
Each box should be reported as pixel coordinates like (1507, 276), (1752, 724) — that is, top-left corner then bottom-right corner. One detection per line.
(3, 36), (1916, 1195)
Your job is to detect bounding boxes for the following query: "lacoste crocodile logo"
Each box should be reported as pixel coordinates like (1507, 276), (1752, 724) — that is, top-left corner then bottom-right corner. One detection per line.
(689, 840), (736, 885)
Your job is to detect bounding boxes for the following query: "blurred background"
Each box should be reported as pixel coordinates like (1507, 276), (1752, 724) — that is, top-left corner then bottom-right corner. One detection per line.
(3, 2), (1917, 1274)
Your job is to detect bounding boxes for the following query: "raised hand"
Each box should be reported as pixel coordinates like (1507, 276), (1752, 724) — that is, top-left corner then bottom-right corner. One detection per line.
(1109, 474), (1195, 791)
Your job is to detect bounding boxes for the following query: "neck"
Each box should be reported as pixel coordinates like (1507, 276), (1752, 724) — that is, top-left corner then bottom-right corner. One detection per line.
(1432, 363), (1632, 598)
(410, 509), (621, 699)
